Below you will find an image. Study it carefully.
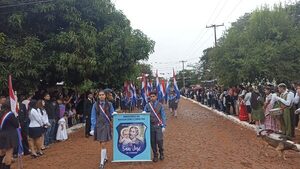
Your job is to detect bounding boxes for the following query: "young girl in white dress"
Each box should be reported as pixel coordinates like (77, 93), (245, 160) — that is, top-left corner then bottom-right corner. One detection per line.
(56, 113), (68, 141)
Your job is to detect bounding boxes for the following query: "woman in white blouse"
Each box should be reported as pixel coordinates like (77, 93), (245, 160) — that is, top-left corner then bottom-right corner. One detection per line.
(37, 100), (50, 150)
(28, 100), (44, 158)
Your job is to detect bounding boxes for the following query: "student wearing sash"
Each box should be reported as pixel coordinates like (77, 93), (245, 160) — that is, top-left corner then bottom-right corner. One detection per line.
(275, 83), (295, 138)
(144, 91), (166, 162)
(90, 90), (116, 169)
(0, 100), (19, 169)
(168, 90), (179, 117)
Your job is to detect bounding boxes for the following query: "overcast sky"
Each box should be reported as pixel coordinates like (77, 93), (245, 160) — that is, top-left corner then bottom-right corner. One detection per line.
(114, 0), (296, 78)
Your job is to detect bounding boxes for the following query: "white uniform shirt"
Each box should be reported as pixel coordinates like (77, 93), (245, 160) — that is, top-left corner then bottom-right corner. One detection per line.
(38, 108), (49, 126)
(29, 108), (44, 127)
(275, 90), (294, 106)
(244, 92), (252, 106)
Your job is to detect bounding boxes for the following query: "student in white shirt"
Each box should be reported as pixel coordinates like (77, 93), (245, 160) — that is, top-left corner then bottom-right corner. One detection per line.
(244, 87), (253, 124)
(37, 100), (51, 150)
(28, 100), (44, 158)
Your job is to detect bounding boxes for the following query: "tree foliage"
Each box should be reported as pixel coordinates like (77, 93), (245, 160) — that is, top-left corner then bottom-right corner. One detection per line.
(199, 3), (300, 86)
(0, 0), (155, 92)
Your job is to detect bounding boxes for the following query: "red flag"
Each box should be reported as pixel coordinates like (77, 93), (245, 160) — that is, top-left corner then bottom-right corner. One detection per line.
(9, 75), (18, 115)
(161, 78), (166, 95)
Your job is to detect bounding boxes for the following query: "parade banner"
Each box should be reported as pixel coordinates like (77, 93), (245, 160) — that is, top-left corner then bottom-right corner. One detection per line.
(113, 113), (151, 162)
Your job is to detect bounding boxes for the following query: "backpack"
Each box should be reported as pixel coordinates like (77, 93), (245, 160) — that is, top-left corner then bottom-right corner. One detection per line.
(250, 92), (260, 110)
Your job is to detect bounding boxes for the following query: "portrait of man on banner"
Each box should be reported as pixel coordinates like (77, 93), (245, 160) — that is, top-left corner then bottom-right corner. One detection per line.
(117, 123), (147, 158)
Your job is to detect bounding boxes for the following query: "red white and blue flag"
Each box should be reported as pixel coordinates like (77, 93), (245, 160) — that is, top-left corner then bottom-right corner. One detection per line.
(156, 70), (164, 102)
(141, 74), (148, 104)
(9, 75), (18, 116)
(173, 68), (181, 99)
(160, 78), (166, 101)
(147, 79), (152, 95)
(165, 79), (170, 101)
(129, 82), (137, 107)
(8, 75), (23, 156)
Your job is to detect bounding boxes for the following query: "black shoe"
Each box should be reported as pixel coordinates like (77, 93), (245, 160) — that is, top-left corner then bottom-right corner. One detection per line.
(104, 159), (108, 164)
(31, 154), (39, 159)
(153, 156), (158, 162)
(37, 152), (44, 156)
(159, 155), (164, 160)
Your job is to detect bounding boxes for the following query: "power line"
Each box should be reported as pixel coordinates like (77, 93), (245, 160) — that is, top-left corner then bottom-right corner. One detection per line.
(187, 0), (243, 59)
(209, 0), (228, 24)
(188, 30), (214, 59)
(182, 0), (224, 57)
(184, 0), (228, 59)
(206, 23), (224, 47)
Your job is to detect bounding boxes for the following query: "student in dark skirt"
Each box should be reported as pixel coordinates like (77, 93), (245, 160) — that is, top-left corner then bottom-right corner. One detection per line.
(90, 90), (116, 169)
(168, 91), (179, 117)
(0, 100), (19, 169)
(28, 100), (44, 158)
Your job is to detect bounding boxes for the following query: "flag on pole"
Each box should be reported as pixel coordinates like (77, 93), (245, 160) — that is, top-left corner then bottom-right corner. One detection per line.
(160, 78), (166, 101)
(9, 75), (18, 115)
(8, 75), (23, 157)
(141, 74), (148, 105)
(147, 79), (152, 95)
(155, 70), (163, 101)
(129, 82), (137, 107)
(165, 79), (170, 102)
(173, 68), (180, 99)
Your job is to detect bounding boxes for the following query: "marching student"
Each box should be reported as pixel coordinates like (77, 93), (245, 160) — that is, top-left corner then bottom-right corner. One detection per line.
(144, 91), (166, 162)
(168, 90), (179, 117)
(90, 90), (116, 169)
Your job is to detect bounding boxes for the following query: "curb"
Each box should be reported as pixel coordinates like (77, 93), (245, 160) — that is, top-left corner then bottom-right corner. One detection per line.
(182, 96), (300, 149)
(67, 123), (85, 134)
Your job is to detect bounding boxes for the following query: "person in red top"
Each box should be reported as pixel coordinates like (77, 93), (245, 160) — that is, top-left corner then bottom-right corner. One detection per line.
(238, 94), (249, 121)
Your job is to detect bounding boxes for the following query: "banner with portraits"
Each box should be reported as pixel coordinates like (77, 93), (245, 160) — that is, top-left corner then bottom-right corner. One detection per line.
(112, 113), (151, 162)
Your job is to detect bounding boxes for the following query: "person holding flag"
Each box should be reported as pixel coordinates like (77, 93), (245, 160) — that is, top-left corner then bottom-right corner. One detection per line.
(143, 91), (166, 162)
(0, 100), (19, 169)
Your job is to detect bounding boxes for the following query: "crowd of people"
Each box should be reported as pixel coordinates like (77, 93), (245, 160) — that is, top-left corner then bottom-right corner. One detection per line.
(0, 88), (96, 168)
(183, 82), (300, 140)
(1, 79), (300, 169)
(0, 85), (181, 169)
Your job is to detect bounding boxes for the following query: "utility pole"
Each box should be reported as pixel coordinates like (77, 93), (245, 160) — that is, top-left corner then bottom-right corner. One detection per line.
(179, 60), (187, 88)
(206, 23), (224, 47)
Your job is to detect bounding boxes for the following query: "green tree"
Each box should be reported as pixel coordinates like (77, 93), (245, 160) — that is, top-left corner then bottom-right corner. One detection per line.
(200, 3), (300, 86)
(0, 0), (155, 92)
